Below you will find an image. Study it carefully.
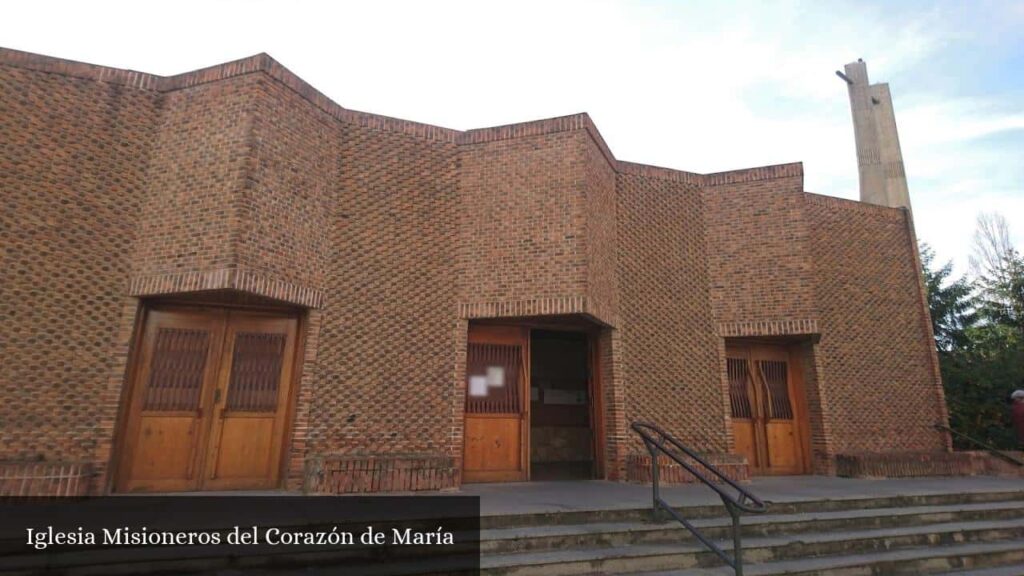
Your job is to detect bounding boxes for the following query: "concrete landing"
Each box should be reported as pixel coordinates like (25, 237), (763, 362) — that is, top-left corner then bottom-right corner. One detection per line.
(454, 475), (1024, 516)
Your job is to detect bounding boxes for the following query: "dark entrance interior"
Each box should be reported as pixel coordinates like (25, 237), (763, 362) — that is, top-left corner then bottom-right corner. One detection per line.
(529, 330), (594, 480)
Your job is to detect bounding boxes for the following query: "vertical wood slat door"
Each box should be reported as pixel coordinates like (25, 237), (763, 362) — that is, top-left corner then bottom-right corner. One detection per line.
(726, 355), (758, 475)
(116, 309), (298, 492)
(755, 346), (802, 475)
(204, 314), (298, 490)
(116, 310), (225, 492)
(463, 325), (529, 483)
(726, 343), (808, 475)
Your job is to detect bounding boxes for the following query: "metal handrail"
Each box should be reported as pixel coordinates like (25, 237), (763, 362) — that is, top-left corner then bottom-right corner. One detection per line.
(934, 423), (1024, 467)
(632, 421), (766, 576)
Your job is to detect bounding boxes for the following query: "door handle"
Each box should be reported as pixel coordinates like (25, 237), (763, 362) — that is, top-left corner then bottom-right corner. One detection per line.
(214, 388), (222, 404)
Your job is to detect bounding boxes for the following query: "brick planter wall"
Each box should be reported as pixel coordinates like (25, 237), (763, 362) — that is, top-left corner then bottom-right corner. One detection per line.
(836, 451), (1024, 478)
(304, 455), (457, 494)
(626, 453), (750, 484)
(0, 462), (93, 497)
(981, 452), (1024, 477)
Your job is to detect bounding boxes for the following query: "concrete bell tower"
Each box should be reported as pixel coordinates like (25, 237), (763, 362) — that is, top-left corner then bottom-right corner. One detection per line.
(837, 60), (912, 210)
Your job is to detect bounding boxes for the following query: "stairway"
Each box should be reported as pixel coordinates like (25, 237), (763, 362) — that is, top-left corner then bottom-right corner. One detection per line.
(479, 489), (1024, 576)
(3, 487), (1023, 575)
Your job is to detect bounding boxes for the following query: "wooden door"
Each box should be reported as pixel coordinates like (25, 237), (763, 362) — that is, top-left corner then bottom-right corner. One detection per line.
(116, 310), (225, 492)
(463, 325), (529, 483)
(203, 314), (298, 490)
(727, 343), (808, 475)
(116, 308), (298, 492)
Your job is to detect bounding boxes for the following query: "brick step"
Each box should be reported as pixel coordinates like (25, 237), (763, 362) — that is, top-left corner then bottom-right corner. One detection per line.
(482, 500), (1024, 553)
(480, 489), (1024, 529)
(479, 519), (1024, 576)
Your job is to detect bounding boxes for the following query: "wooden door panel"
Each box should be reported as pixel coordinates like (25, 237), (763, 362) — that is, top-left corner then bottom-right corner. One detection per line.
(117, 311), (225, 493)
(726, 352), (761, 472)
(464, 418), (522, 477)
(463, 325), (529, 483)
(765, 422), (801, 474)
(126, 416), (200, 490)
(209, 417), (276, 482)
(204, 314), (297, 491)
(732, 421), (757, 470)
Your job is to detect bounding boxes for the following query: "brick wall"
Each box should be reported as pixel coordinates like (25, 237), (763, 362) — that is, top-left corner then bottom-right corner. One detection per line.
(799, 340), (838, 474)
(457, 129), (589, 316)
(703, 167), (817, 328)
(239, 76), (337, 292)
(128, 73), (332, 308)
(308, 120), (459, 483)
(0, 61), (158, 465)
(580, 129), (619, 326)
(805, 193), (946, 453)
(130, 75), (256, 283)
(615, 171), (725, 453)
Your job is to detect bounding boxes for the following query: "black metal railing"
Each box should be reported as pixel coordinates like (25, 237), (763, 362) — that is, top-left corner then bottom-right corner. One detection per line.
(632, 421), (767, 576)
(934, 423), (1024, 467)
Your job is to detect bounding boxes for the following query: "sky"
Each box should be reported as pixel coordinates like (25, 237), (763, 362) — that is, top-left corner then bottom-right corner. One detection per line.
(2, 0), (1021, 277)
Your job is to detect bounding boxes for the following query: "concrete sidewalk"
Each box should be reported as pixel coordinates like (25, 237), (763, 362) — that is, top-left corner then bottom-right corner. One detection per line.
(454, 475), (1024, 516)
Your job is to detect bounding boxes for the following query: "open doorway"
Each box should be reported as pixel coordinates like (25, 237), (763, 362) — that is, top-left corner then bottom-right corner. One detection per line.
(529, 330), (594, 480)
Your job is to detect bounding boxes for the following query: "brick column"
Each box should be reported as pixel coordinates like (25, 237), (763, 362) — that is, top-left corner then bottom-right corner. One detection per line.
(92, 297), (143, 494)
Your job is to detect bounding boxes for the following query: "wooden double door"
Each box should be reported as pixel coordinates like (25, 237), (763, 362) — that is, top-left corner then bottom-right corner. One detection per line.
(116, 307), (299, 492)
(727, 343), (810, 475)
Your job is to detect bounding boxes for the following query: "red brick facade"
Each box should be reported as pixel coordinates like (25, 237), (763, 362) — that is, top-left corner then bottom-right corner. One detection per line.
(0, 48), (953, 494)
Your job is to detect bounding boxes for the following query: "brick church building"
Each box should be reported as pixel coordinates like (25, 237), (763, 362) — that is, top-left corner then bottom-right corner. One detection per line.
(0, 48), (955, 495)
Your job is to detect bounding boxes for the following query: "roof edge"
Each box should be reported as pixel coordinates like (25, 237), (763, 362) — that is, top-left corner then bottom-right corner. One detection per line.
(457, 112), (618, 169)
(0, 46), (161, 90)
(1, 46), (812, 188)
(617, 160), (704, 186)
(0, 47), (463, 143)
(704, 162), (804, 186)
(803, 191), (906, 218)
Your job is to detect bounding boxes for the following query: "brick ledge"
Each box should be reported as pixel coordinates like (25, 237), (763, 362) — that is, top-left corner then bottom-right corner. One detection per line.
(718, 319), (820, 338)
(128, 268), (324, 308)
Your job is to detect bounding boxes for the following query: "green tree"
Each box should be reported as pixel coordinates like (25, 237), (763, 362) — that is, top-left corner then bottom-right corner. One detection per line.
(926, 213), (1024, 450)
(920, 243), (976, 353)
(941, 326), (1022, 449)
(970, 213), (1024, 337)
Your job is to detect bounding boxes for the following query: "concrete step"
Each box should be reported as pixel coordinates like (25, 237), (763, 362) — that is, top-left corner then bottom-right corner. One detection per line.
(482, 500), (1024, 553)
(932, 567), (1024, 576)
(627, 540), (1024, 575)
(5, 490), (1024, 575)
(480, 519), (1024, 575)
(0, 542), (480, 576)
(480, 490), (1024, 529)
